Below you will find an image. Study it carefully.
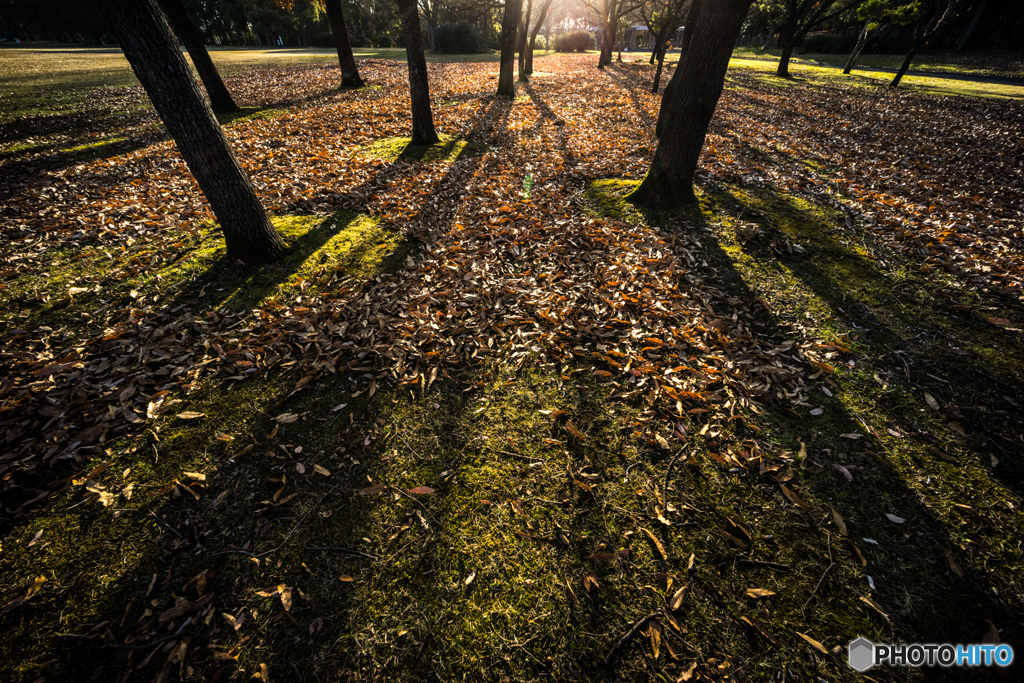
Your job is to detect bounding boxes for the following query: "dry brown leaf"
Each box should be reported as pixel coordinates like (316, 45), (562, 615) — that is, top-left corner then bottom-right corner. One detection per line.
(796, 631), (829, 655)
(643, 528), (668, 561)
(831, 507), (848, 537)
(358, 484), (386, 495)
(745, 587), (776, 598)
(176, 411), (205, 420)
(313, 464), (331, 476)
(779, 484), (810, 510)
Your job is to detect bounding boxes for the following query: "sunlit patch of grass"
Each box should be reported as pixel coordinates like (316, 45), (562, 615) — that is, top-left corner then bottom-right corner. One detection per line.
(357, 134), (489, 163)
(728, 57), (1024, 99)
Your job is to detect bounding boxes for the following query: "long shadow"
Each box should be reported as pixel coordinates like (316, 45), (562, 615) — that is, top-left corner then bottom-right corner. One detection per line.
(583, 181), (1022, 680)
(523, 82), (577, 170)
(0, 92), (510, 682)
(604, 65), (657, 133)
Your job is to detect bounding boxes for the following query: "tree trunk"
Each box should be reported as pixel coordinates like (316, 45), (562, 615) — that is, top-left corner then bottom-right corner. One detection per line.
(652, 42), (667, 93)
(156, 0), (239, 114)
(101, 0), (283, 264)
(843, 19), (870, 74)
(518, 0), (533, 81)
(776, 24), (796, 77)
(761, 25), (776, 50)
(497, 0), (523, 96)
(323, 0), (364, 88)
(955, 0), (987, 52)
(629, 0), (753, 208)
(656, 0), (704, 138)
(525, 0), (553, 75)
(890, 31), (925, 87)
(396, 0), (439, 143)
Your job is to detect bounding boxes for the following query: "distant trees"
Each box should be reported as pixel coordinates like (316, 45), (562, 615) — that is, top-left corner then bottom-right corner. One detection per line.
(757, 0), (867, 77)
(396, 0), (439, 143)
(100, 0), (285, 264)
(630, 0), (754, 208)
(640, 0), (689, 93)
(890, 0), (970, 86)
(841, 0), (917, 73)
(584, 0), (643, 68)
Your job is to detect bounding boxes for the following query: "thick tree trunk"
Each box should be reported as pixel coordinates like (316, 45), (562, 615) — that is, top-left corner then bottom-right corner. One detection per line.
(776, 25), (796, 77)
(843, 19), (870, 74)
(518, 0), (533, 81)
(396, 0), (439, 143)
(323, 0), (364, 88)
(525, 0), (553, 75)
(156, 0), (239, 114)
(101, 0), (284, 264)
(629, 0), (753, 208)
(656, 0), (704, 138)
(497, 0), (523, 96)
(761, 25), (776, 50)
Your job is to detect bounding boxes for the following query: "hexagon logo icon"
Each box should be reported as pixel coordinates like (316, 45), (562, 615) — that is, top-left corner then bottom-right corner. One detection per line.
(848, 637), (875, 672)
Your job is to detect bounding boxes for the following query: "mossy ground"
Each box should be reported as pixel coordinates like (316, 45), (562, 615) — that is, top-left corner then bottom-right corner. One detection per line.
(357, 134), (489, 163)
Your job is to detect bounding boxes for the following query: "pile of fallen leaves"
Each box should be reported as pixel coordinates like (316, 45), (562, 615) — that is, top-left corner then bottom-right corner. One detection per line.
(6, 54), (1022, 525)
(0, 57), (826, 523)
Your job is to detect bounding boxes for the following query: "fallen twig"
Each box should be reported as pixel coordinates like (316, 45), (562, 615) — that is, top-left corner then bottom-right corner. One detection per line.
(738, 559), (791, 572)
(307, 546), (379, 560)
(604, 612), (660, 667)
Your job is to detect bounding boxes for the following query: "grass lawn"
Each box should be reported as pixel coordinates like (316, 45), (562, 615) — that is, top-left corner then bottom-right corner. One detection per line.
(0, 48), (1021, 683)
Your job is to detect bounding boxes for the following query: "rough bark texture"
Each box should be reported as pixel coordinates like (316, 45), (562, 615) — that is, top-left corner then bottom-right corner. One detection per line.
(323, 0), (364, 88)
(497, 0), (524, 96)
(101, 0), (284, 264)
(156, 0), (239, 114)
(525, 0), (553, 75)
(776, 24), (796, 77)
(656, 0), (704, 138)
(396, 0), (439, 143)
(518, 0), (533, 81)
(630, 0), (754, 208)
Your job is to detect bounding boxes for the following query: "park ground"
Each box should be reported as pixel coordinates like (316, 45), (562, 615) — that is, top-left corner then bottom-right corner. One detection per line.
(0, 44), (1022, 682)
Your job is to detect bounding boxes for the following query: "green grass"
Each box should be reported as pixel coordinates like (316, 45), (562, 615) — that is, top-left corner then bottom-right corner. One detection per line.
(728, 56), (1024, 99)
(733, 45), (1024, 78)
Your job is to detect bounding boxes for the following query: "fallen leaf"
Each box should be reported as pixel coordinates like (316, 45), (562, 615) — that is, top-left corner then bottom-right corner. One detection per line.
(176, 411), (205, 420)
(779, 484), (810, 509)
(809, 408), (824, 416)
(465, 569), (477, 586)
(583, 573), (599, 592)
(796, 631), (829, 655)
(839, 433), (863, 440)
(275, 412), (299, 424)
(885, 514), (906, 524)
(358, 484), (386, 495)
(923, 392), (940, 411)
(407, 486), (434, 494)
(942, 548), (964, 577)
(831, 507), (848, 537)
(296, 463), (306, 474)
(643, 528), (668, 561)
(313, 464), (331, 476)
(648, 620), (662, 659)
(668, 585), (687, 611)
(565, 421), (585, 440)
(745, 587), (776, 598)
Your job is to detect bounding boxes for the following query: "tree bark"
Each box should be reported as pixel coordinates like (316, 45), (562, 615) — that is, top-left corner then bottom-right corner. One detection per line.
(843, 18), (870, 73)
(323, 0), (364, 88)
(396, 0), (439, 143)
(156, 0), (239, 114)
(890, 28), (926, 87)
(525, 0), (553, 75)
(497, 0), (524, 96)
(518, 0), (533, 81)
(101, 0), (284, 264)
(630, 0), (753, 208)
(656, 0), (704, 137)
(775, 23), (796, 77)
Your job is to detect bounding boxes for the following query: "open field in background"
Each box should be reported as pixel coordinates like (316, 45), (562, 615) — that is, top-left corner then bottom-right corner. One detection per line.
(732, 45), (1024, 79)
(0, 48), (1022, 682)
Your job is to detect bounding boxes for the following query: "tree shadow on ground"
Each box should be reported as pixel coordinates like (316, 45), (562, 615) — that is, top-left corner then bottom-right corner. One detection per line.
(582, 178), (1022, 681)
